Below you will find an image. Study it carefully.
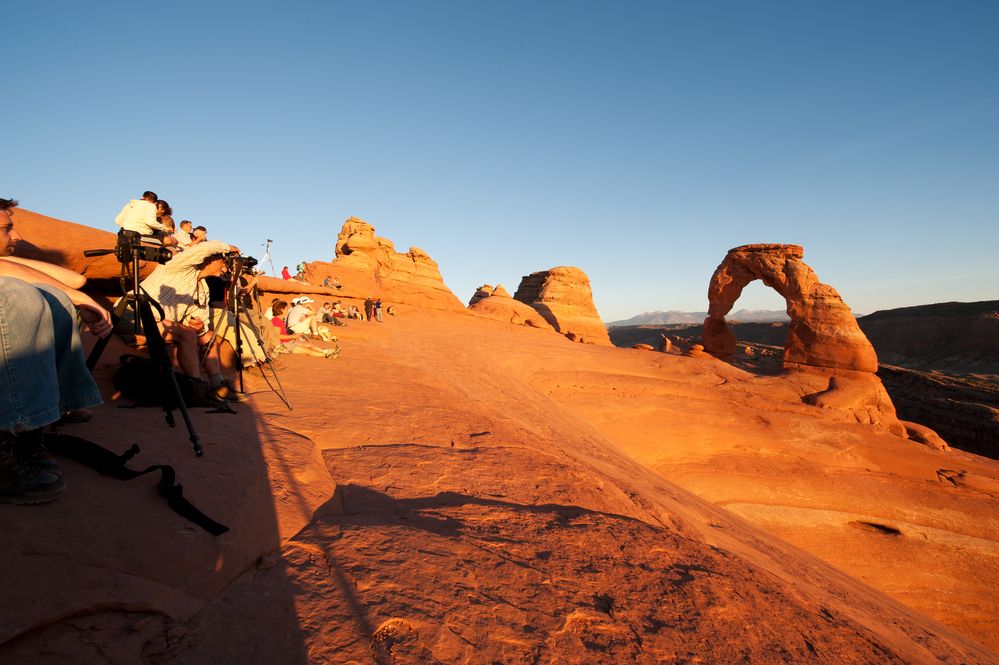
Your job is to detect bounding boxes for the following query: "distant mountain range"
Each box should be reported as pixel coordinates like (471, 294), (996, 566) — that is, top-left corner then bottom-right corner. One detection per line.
(606, 309), (789, 327)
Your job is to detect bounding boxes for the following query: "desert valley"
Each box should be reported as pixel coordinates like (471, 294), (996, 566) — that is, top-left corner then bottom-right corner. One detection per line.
(1, 208), (997, 664)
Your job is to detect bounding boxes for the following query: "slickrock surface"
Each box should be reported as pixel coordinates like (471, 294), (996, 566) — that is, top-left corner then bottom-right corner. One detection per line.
(303, 217), (464, 312)
(468, 283), (556, 330)
(3, 309), (998, 663)
(514, 266), (612, 345)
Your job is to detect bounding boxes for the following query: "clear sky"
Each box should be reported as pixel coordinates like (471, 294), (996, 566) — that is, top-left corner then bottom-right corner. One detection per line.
(6, 1), (997, 320)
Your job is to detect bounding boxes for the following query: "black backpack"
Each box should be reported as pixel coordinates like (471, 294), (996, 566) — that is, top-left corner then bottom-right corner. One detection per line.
(112, 354), (215, 408)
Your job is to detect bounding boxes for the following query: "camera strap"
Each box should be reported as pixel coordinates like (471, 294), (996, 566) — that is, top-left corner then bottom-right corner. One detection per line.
(44, 432), (230, 536)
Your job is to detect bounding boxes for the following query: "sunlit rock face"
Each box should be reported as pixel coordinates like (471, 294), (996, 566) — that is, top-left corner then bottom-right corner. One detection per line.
(468, 283), (555, 330)
(703, 244), (902, 433)
(704, 244), (877, 371)
(303, 216), (464, 312)
(513, 266), (611, 345)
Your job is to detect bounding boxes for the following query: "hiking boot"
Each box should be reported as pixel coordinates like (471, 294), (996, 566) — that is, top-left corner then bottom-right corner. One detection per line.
(0, 433), (64, 505)
(14, 429), (60, 471)
(213, 380), (248, 403)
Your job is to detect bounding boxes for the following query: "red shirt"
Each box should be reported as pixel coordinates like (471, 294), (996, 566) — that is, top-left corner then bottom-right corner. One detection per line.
(271, 316), (289, 335)
(281, 267), (292, 280)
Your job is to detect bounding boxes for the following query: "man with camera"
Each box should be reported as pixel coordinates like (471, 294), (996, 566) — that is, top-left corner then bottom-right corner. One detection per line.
(138, 238), (244, 401)
(114, 191), (178, 247)
(1, 197), (113, 503)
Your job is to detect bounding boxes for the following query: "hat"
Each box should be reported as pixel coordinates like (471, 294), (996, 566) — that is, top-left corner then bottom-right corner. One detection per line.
(298, 297), (314, 304)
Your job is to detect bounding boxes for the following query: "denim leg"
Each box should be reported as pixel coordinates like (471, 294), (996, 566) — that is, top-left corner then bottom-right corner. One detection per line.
(0, 277), (102, 430)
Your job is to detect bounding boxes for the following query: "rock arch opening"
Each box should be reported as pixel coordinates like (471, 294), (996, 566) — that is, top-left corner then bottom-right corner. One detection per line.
(702, 244), (878, 373)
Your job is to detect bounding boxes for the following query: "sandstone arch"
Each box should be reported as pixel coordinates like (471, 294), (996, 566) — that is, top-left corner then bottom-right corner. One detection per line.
(703, 244), (878, 372)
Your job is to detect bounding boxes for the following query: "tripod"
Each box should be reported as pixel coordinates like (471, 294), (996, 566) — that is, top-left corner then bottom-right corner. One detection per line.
(206, 262), (293, 411)
(84, 233), (206, 456)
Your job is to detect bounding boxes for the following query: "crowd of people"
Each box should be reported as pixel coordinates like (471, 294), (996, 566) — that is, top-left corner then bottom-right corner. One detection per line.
(1, 190), (391, 505)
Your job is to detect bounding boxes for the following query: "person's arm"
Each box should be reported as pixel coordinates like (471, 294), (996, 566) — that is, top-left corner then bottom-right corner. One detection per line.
(140, 205), (172, 234)
(0, 261), (112, 337)
(0, 256), (87, 289)
(161, 240), (232, 272)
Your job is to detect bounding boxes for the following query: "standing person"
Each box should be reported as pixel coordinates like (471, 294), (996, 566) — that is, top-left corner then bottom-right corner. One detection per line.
(374, 298), (383, 323)
(281, 266), (292, 280)
(1, 197), (113, 503)
(363, 296), (374, 322)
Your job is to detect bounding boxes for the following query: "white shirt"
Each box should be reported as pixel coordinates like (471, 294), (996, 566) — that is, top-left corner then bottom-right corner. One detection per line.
(173, 227), (193, 249)
(286, 304), (311, 328)
(115, 199), (171, 235)
(139, 240), (231, 324)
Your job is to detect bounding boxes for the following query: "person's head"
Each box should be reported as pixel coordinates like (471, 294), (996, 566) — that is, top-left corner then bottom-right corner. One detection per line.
(142, 191), (158, 203)
(198, 252), (229, 279)
(180, 220), (192, 232)
(0, 198), (21, 256)
(272, 300), (289, 316)
(322, 302), (332, 310)
(156, 200), (172, 217)
(193, 225), (207, 240)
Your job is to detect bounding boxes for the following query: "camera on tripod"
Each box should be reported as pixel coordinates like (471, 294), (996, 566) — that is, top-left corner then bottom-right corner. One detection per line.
(226, 254), (258, 273)
(84, 230), (174, 265)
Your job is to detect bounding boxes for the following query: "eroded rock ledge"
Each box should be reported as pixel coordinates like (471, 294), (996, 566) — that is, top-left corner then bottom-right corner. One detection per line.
(513, 266), (611, 345)
(304, 217), (464, 312)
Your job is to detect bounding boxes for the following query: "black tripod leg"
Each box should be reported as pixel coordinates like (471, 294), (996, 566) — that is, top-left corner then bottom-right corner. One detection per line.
(86, 296), (132, 372)
(137, 302), (205, 457)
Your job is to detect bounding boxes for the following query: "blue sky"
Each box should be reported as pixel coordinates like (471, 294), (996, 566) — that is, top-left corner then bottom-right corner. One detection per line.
(6, 1), (997, 320)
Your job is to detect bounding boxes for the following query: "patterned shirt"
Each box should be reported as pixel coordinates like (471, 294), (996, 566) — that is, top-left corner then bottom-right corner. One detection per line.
(139, 240), (230, 325)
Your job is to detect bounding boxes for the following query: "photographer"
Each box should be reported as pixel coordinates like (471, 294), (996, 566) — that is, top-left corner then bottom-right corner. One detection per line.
(1, 197), (112, 504)
(114, 191), (177, 247)
(138, 239), (243, 401)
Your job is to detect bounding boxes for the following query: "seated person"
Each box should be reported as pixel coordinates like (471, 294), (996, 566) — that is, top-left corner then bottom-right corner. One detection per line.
(114, 191), (177, 246)
(137, 238), (244, 401)
(1, 197), (113, 504)
(269, 301), (339, 358)
(318, 302), (337, 323)
(286, 297), (319, 336)
(173, 220), (194, 249)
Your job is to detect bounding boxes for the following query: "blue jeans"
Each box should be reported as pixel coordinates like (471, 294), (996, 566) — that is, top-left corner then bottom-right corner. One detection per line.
(0, 277), (103, 431)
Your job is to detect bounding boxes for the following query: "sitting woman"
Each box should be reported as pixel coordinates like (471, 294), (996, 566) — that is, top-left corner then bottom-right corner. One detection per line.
(270, 301), (340, 359)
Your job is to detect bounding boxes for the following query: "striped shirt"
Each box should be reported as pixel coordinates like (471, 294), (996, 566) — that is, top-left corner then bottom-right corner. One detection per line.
(139, 240), (230, 325)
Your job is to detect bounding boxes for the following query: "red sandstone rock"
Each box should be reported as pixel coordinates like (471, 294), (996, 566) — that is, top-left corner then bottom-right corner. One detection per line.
(468, 284), (557, 330)
(513, 266), (611, 345)
(902, 420), (950, 451)
(9, 208), (151, 285)
(704, 244), (878, 372)
(300, 217), (463, 312)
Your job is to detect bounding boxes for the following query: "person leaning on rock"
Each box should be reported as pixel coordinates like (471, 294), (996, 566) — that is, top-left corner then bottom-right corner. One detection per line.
(137, 238), (245, 402)
(0, 197), (113, 504)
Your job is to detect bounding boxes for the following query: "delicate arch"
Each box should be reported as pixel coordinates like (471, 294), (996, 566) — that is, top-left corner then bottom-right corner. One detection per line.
(702, 244), (878, 373)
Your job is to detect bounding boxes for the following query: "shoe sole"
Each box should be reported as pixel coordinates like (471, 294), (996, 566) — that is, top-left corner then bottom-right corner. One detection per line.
(0, 485), (65, 505)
